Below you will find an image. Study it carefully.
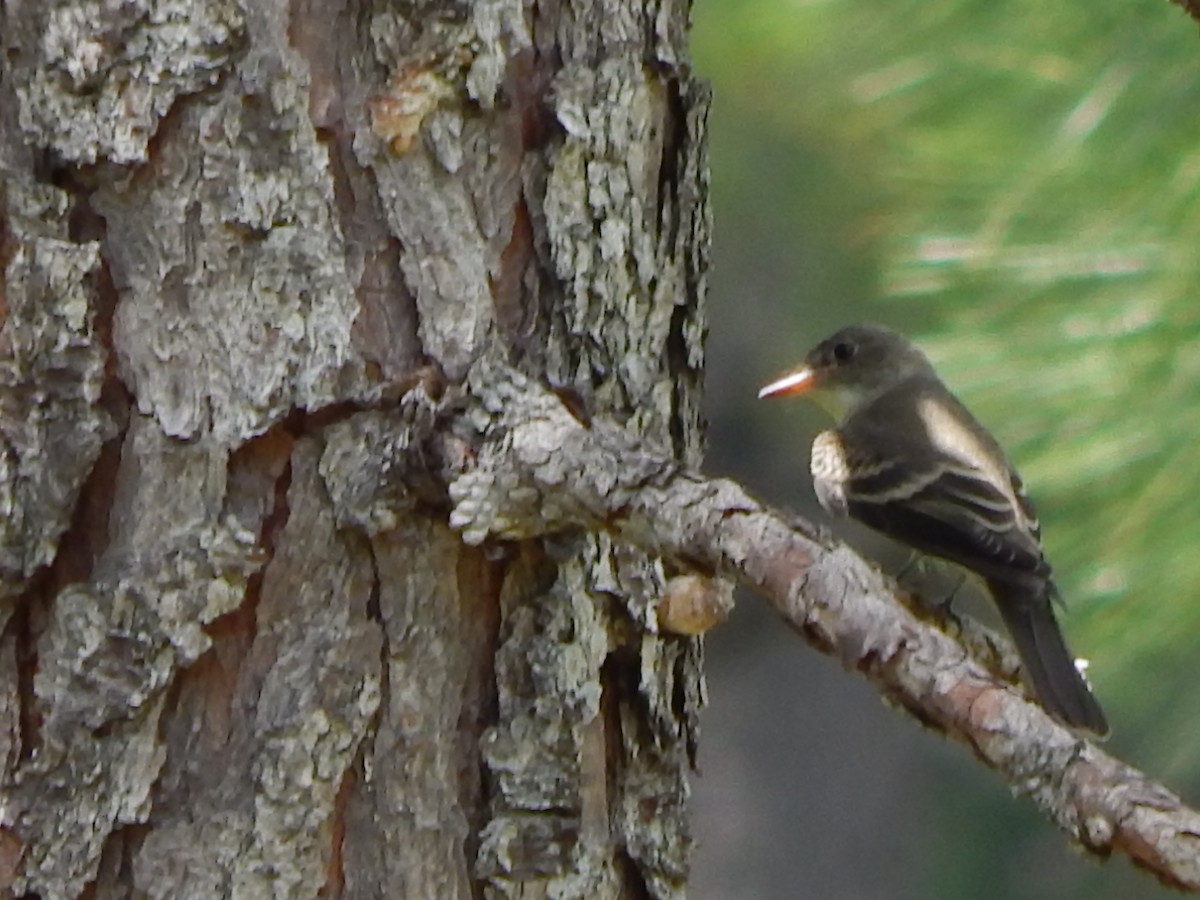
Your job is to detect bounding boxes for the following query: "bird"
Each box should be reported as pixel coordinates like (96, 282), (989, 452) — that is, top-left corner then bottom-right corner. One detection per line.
(758, 323), (1108, 735)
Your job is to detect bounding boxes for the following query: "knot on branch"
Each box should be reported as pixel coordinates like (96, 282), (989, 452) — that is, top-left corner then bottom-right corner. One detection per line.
(447, 356), (678, 545)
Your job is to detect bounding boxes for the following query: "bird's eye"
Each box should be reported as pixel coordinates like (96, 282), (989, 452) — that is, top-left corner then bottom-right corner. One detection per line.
(832, 341), (855, 363)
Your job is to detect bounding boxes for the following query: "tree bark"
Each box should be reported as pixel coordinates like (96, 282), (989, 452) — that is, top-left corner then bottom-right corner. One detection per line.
(0, 1), (709, 897)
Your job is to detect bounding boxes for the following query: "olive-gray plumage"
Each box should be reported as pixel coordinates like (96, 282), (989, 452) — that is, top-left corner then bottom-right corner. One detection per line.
(760, 324), (1107, 735)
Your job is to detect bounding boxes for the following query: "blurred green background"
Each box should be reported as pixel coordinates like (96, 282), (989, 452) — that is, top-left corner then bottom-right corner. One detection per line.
(689, 0), (1200, 897)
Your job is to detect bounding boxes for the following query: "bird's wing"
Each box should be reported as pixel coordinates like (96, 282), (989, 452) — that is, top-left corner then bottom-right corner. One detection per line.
(811, 424), (1051, 588)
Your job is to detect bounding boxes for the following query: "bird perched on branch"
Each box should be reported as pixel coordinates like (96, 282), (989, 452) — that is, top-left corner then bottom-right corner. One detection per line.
(758, 324), (1107, 735)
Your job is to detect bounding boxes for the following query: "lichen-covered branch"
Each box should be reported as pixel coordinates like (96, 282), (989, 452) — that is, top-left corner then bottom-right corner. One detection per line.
(448, 359), (1200, 894)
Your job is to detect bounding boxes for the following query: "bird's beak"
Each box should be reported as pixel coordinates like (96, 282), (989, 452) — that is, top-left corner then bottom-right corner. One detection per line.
(758, 366), (817, 399)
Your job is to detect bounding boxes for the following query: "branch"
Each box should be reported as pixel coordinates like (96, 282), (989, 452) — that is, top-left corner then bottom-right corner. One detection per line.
(447, 360), (1200, 893)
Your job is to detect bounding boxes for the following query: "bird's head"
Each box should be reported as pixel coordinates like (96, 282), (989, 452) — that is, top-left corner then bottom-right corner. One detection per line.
(758, 324), (936, 421)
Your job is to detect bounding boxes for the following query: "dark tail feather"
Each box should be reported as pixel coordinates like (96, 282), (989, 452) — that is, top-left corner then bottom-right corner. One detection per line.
(988, 580), (1109, 736)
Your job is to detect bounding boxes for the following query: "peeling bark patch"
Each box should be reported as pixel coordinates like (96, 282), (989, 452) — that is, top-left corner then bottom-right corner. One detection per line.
(370, 150), (498, 382)
(370, 59), (463, 156)
(199, 420), (296, 659)
(0, 181), (111, 599)
(8, 0), (245, 164)
(346, 230), (424, 384)
(363, 15), (542, 381)
(229, 421), (297, 551)
(476, 536), (607, 885)
(97, 71), (362, 444)
(6, 416), (268, 895)
(205, 439), (380, 898)
(288, 0), (426, 382)
(541, 52), (710, 452)
(181, 634), (246, 750)
(337, 523), (477, 898)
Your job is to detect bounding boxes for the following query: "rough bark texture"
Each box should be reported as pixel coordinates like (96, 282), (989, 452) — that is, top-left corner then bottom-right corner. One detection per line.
(0, 0), (708, 897)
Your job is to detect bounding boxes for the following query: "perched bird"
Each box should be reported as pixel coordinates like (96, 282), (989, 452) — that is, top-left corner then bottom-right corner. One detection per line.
(758, 324), (1107, 735)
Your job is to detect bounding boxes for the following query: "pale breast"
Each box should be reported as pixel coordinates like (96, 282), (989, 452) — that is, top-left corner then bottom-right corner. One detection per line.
(810, 430), (850, 484)
(810, 430), (850, 517)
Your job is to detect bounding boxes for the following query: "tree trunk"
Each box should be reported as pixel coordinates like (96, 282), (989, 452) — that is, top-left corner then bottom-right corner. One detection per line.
(0, 0), (709, 897)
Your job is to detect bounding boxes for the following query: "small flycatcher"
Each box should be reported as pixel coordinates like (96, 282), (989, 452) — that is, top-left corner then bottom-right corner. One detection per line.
(759, 324), (1107, 735)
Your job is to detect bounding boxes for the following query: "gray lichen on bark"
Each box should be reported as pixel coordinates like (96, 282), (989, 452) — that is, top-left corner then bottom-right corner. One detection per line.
(446, 2), (707, 894)
(1, 0), (709, 896)
(9, 417), (262, 897)
(9, 0), (245, 165)
(230, 440), (381, 899)
(86, 435), (381, 900)
(96, 54), (363, 444)
(0, 176), (110, 605)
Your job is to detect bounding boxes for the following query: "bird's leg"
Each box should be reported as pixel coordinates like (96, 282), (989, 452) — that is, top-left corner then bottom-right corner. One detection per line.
(895, 550), (922, 581)
(925, 571), (970, 643)
(894, 555), (966, 636)
(896, 555), (968, 632)
(935, 571), (970, 613)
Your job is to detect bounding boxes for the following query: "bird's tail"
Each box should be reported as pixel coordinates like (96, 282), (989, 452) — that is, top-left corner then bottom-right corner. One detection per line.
(988, 580), (1109, 736)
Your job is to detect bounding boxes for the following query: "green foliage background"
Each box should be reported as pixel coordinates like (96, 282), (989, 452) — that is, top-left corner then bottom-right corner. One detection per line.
(693, 0), (1200, 895)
